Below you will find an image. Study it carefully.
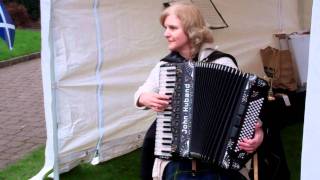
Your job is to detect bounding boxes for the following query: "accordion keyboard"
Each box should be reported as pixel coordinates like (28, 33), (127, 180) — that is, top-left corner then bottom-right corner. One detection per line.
(155, 65), (177, 158)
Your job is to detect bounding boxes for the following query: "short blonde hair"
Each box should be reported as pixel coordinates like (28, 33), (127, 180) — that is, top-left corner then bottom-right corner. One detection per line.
(160, 2), (213, 57)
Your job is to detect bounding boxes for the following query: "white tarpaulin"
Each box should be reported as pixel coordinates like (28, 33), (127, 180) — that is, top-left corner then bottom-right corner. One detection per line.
(301, 1), (320, 179)
(35, 0), (312, 179)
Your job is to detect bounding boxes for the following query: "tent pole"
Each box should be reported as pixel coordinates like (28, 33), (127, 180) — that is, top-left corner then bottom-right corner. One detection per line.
(48, 0), (60, 179)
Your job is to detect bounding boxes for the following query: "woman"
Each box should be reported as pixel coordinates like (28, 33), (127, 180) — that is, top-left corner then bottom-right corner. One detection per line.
(134, 2), (264, 180)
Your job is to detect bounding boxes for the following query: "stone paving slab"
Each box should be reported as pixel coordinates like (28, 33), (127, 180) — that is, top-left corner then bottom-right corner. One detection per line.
(0, 58), (46, 170)
(0, 52), (40, 68)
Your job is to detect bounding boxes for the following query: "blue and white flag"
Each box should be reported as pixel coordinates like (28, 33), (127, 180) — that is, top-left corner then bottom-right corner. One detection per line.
(0, 2), (15, 50)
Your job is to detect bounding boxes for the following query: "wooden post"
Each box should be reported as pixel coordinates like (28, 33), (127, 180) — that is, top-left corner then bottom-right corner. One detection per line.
(253, 153), (259, 180)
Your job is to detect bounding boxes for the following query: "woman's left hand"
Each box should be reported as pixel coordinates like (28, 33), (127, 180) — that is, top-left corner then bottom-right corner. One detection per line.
(238, 121), (264, 153)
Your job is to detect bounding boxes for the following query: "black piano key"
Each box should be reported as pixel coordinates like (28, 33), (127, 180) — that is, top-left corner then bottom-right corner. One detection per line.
(162, 137), (172, 140)
(162, 142), (171, 145)
(166, 81), (175, 83)
(161, 150), (171, 153)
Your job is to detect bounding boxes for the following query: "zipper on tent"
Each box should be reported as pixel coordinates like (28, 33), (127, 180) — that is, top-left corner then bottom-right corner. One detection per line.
(91, 0), (105, 165)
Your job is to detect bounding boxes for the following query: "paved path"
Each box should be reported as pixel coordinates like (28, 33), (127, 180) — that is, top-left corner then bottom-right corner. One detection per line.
(0, 59), (46, 170)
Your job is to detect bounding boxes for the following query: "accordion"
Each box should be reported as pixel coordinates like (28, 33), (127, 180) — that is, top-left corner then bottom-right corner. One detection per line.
(155, 62), (269, 170)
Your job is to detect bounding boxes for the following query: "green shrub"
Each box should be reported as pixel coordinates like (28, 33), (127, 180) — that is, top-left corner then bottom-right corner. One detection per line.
(5, 2), (31, 28)
(4, 0), (40, 21)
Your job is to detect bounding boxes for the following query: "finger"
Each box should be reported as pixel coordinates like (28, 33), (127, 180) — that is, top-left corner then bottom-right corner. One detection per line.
(253, 126), (264, 142)
(239, 147), (255, 153)
(156, 99), (170, 106)
(151, 106), (163, 112)
(255, 121), (262, 128)
(238, 140), (250, 148)
(239, 138), (252, 143)
(244, 150), (254, 154)
(238, 146), (255, 153)
(151, 99), (170, 108)
(242, 138), (256, 146)
(239, 139), (255, 148)
(241, 138), (260, 149)
(150, 101), (169, 110)
(238, 143), (255, 153)
(155, 94), (171, 100)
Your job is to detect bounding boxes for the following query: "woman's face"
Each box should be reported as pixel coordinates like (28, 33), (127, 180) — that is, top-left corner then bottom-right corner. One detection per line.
(163, 14), (190, 53)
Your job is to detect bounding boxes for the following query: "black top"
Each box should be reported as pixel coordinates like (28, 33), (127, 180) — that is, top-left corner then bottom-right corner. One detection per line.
(160, 50), (238, 67)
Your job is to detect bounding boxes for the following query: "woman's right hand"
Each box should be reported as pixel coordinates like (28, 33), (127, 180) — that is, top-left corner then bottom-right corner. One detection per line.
(138, 92), (170, 112)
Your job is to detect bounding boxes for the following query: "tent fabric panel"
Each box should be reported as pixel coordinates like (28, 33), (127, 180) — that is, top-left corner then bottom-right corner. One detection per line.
(301, 1), (320, 180)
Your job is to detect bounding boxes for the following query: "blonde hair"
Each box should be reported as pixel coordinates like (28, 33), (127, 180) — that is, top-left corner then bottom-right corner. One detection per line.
(160, 2), (213, 57)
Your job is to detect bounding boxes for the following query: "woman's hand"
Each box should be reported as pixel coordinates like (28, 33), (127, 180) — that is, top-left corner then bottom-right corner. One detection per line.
(138, 92), (170, 112)
(238, 121), (264, 153)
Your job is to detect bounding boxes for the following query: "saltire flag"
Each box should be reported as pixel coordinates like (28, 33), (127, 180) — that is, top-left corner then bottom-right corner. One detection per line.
(0, 1), (15, 50)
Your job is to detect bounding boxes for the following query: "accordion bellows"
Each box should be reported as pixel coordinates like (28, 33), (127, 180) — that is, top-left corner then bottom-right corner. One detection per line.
(155, 62), (269, 170)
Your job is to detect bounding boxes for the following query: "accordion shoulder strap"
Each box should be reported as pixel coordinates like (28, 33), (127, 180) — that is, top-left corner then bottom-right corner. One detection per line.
(159, 51), (238, 67)
(204, 50), (238, 67)
(160, 52), (186, 63)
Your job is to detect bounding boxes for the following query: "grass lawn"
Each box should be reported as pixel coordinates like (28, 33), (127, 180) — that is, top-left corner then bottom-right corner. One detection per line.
(0, 147), (45, 180)
(0, 147), (141, 180)
(0, 122), (303, 180)
(281, 122), (304, 180)
(0, 29), (41, 61)
(59, 150), (140, 180)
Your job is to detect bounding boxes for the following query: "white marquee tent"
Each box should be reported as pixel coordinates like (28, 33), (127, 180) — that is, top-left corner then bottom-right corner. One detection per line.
(33, 0), (319, 179)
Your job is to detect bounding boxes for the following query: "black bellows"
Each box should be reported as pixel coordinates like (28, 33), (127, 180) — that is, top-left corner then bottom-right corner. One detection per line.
(191, 63), (248, 166)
